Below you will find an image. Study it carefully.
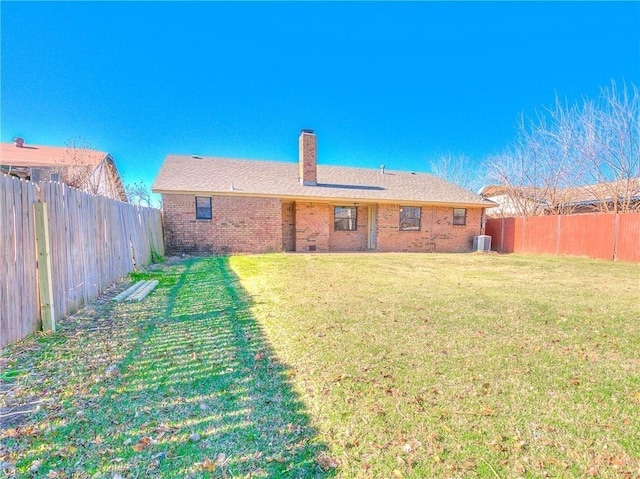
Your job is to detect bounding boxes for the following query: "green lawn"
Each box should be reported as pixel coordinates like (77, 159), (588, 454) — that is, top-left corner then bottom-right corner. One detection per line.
(2, 253), (639, 478)
(2, 258), (331, 478)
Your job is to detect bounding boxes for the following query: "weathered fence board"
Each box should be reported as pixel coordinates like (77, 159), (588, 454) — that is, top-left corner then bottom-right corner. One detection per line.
(523, 215), (558, 255)
(486, 213), (640, 262)
(558, 214), (617, 260)
(616, 213), (640, 263)
(1, 174), (164, 348)
(1, 176), (40, 347)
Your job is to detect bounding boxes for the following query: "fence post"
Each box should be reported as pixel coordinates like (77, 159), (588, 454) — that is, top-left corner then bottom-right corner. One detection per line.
(34, 201), (56, 332)
(613, 213), (620, 261)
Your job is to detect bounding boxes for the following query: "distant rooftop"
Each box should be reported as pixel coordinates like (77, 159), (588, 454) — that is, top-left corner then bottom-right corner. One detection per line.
(481, 179), (640, 205)
(0, 140), (108, 168)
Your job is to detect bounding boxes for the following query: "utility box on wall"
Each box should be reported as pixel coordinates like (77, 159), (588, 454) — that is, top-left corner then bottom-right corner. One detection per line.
(473, 235), (491, 252)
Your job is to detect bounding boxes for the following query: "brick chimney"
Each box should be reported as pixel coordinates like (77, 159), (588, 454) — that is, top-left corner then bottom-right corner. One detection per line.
(299, 129), (317, 186)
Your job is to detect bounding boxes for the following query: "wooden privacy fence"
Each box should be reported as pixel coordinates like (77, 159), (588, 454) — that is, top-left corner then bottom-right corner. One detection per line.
(485, 213), (640, 262)
(1, 174), (164, 348)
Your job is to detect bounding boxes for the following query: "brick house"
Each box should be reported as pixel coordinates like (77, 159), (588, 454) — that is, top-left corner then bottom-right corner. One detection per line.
(1, 138), (127, 202)
(152, 130), (496, 254)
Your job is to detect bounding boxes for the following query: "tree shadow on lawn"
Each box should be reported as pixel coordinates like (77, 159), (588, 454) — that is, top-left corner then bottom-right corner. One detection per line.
(5, 257), (335, 478)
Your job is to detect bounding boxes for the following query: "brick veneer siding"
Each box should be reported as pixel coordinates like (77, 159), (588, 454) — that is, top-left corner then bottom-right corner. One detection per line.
(376, 204), (483, 252)
(298, 131), (318, 185)
(299, 132), (317, 185)
(329, 206), (369, 251)
(163, 194), (484, 254)
(294, 202), (331, 252)
(162, 194), (283, 254)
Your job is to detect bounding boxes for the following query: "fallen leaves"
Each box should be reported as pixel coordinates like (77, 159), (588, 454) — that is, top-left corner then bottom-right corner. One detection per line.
(52, 445), (78, 458)
(3, 428), (19, 438)
(315, 451), (339, 471)
(132, 436), (155, 452)
(606, 455), (627, 468)
(2, 425), (39, 439)
(196, 453), (228, 472)
(481, 406), (496, 416)
(629, 391), (640, 405)
(199, 457), (217, 472)
(153, 423), (178, 440)
(584, 454), (634, 477)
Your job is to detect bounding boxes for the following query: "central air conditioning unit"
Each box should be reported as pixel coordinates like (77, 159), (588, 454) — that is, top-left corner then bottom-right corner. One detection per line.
(473, 235), (491, 252)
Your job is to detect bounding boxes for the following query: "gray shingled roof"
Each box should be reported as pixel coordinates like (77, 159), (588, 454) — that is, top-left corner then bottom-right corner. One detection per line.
(152, 155), (495, 207)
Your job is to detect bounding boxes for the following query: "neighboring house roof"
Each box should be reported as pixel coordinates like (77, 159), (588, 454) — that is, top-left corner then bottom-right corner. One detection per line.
(479, 185), (549, 210)
(480, 179), (640, 204)
(153, 155), (496, 208)
(479, 185), (520, 198)
(480, 178), (640, 214)
(0, 140), (128, 202)
(558, 179), (640, 206)
(0, 142), (107, 168)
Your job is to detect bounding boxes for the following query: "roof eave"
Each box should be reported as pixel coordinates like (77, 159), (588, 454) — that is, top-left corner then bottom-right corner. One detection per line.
(151, 188), (496, 208)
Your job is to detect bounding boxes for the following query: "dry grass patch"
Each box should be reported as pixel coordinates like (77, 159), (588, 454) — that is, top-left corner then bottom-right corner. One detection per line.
(230, 253), (640, 478)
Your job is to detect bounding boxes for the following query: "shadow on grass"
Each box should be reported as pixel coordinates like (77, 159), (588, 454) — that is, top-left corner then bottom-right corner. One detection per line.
(4, 257), (335, 478)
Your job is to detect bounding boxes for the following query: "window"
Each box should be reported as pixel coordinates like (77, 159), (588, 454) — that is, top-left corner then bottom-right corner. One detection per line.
(453, 208), (467, 226)
(399, 206), (421, 231)
(195, 196), (212, 220)
(334, 206), (357, 231)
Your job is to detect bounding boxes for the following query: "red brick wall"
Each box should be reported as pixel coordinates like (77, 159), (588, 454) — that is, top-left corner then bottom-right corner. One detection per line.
(294, 202), (330, 252)
(162, 194), (283, 254)
(299, 132), (317, 185)
(328, 206), (369, 251)
(376, 204), (483, 252)
(282, 202), (295, 251)
(163, 194), (484, 254)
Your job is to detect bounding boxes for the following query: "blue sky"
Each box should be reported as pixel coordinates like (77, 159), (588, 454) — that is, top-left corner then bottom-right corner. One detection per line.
(2, 1), (639, 188)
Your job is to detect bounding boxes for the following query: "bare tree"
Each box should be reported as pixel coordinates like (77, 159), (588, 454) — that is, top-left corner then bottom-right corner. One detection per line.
(52, 137), (128, 201)
(125, 181), (158, 208)
(430, 152), (484, 193)
(57, 138), (102, 193)
(486, 80), (639, 216)
(485, 143), (552, 217)
(578, 81), (640, 213)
